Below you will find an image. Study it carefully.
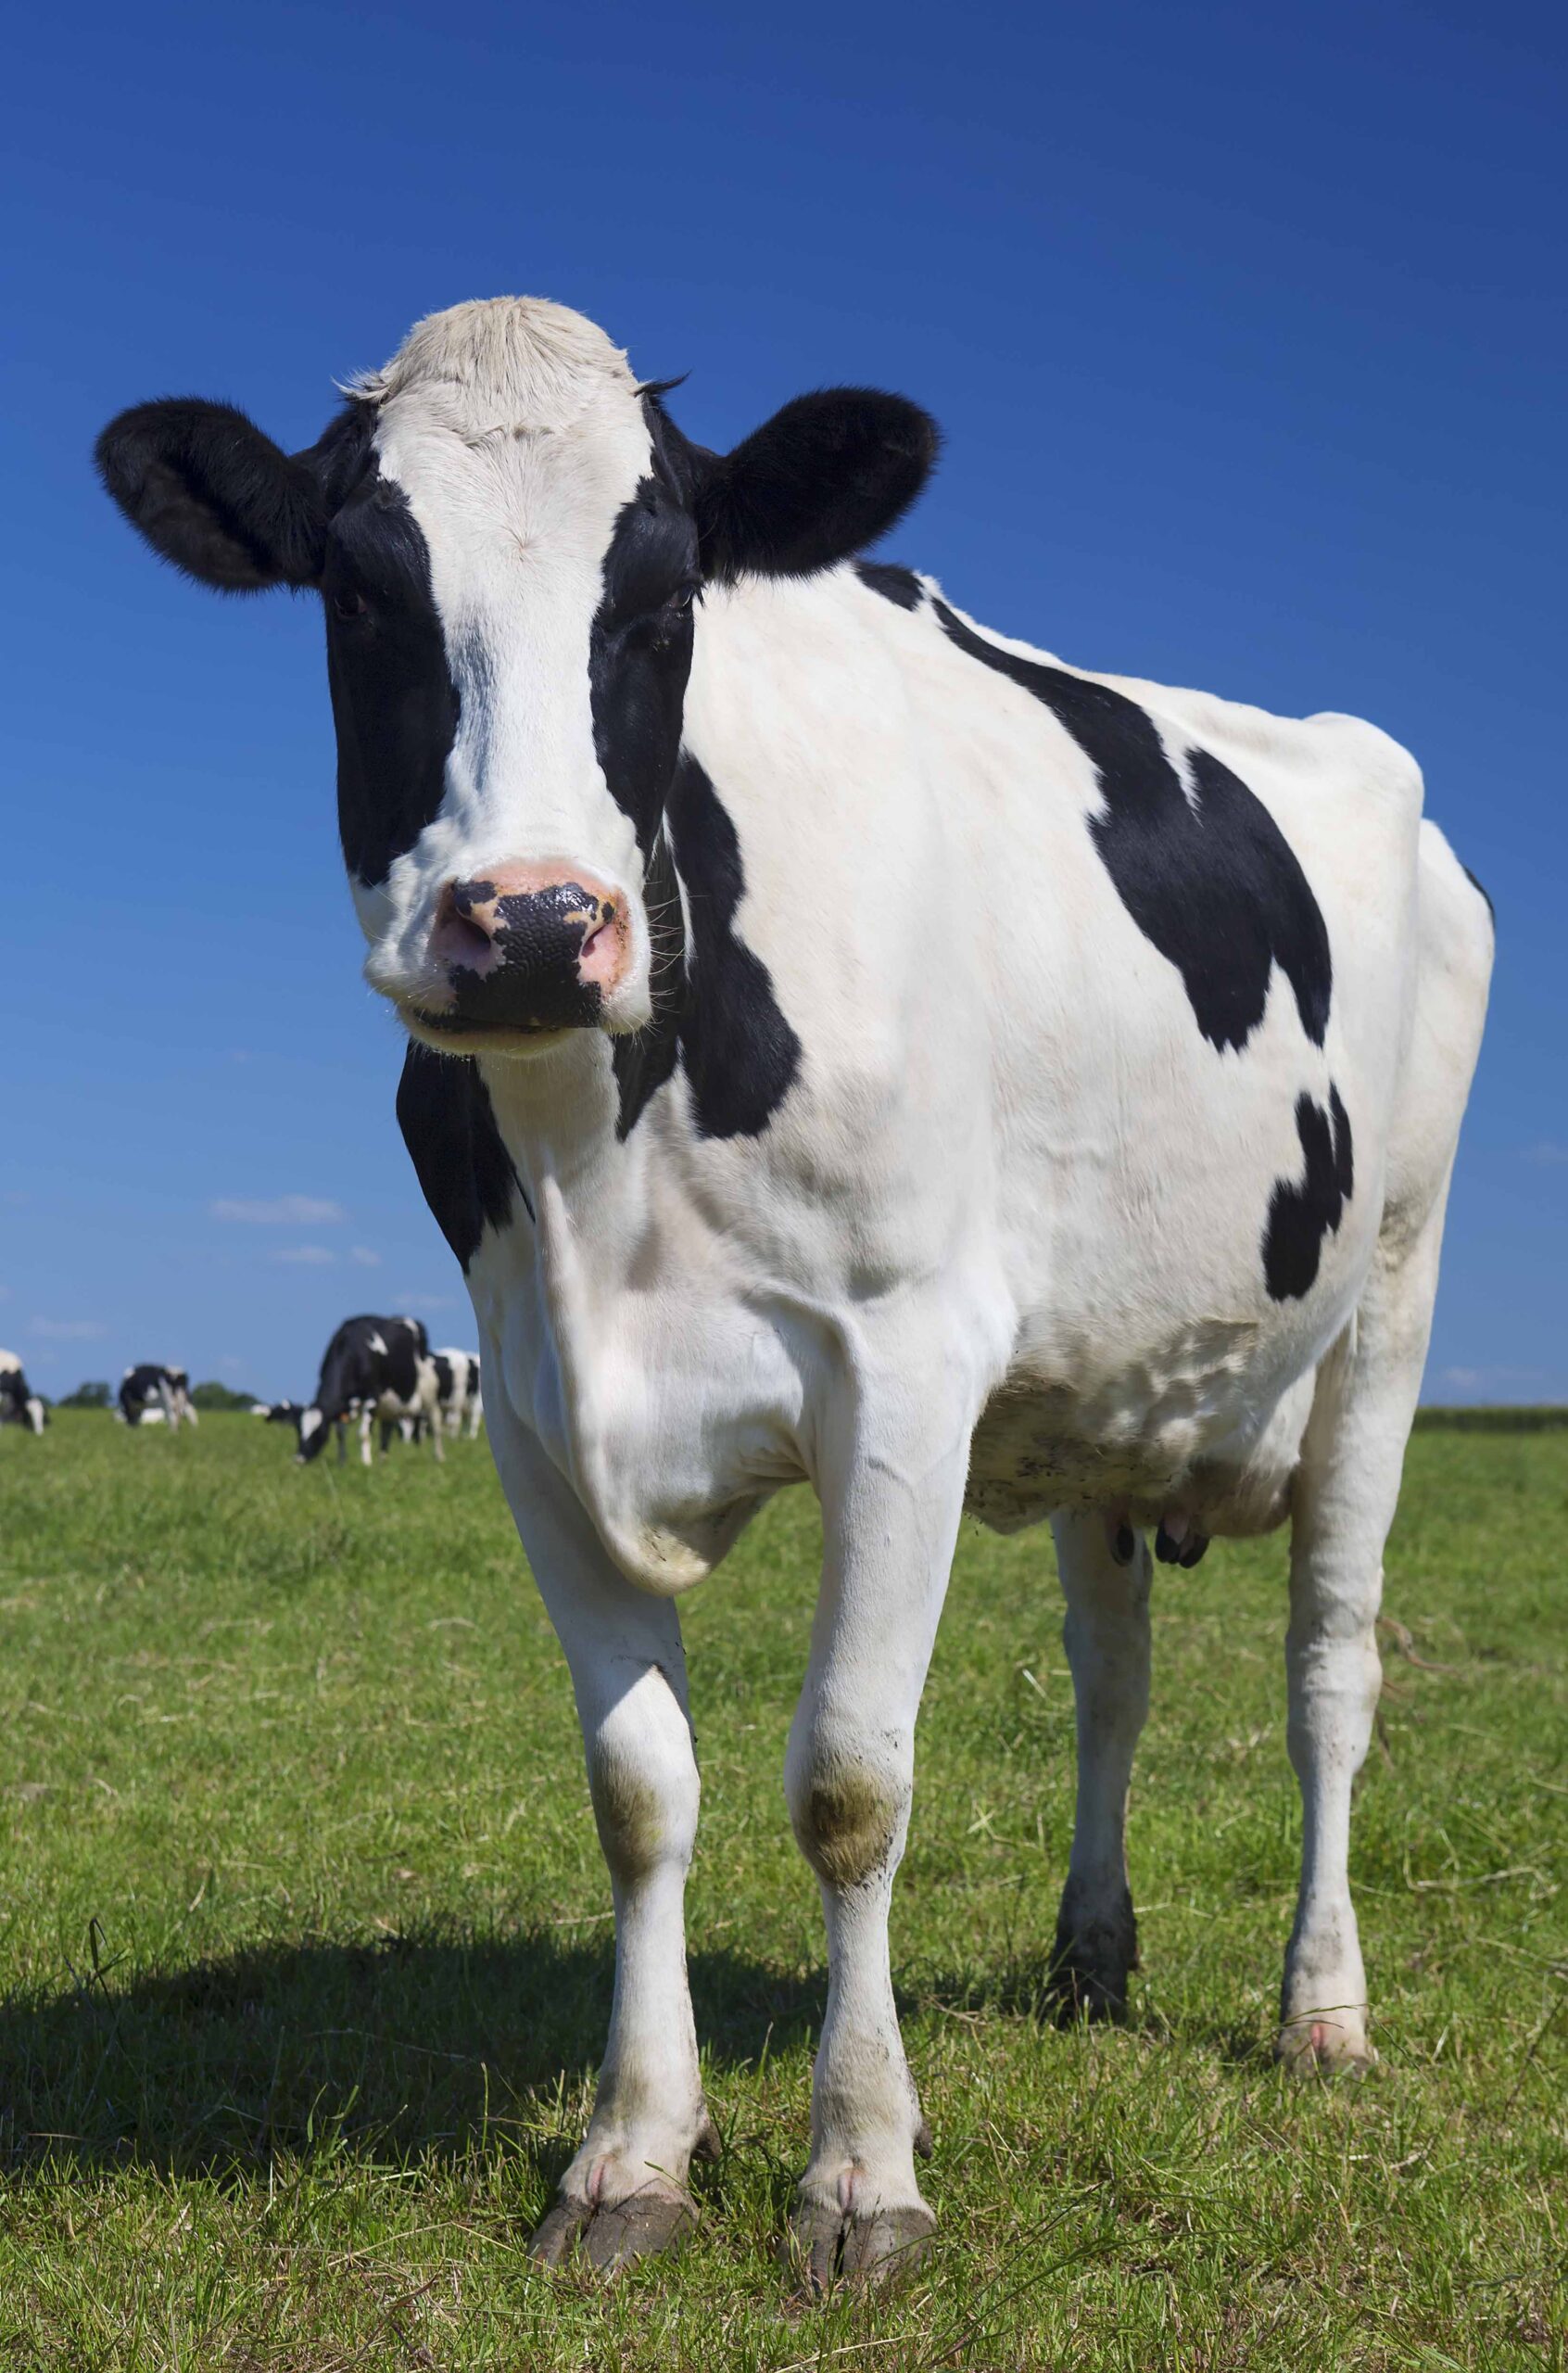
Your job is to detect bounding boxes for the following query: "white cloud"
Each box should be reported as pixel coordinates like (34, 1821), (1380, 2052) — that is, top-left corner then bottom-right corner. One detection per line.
(349, 1246), (381, 1267)
(395, 1291), (456, 1312)
(272, 1245), (337, 1266)
(30, 1317), (108, 1340)
(211, 1195), (347, 1225)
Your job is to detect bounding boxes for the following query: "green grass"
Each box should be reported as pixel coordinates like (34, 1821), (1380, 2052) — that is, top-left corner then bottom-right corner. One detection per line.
(0, 1413), (1562, 2370)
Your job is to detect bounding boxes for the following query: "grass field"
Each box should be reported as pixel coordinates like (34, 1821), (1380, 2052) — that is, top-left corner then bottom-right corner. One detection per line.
(0, 1413), (1562, 2369)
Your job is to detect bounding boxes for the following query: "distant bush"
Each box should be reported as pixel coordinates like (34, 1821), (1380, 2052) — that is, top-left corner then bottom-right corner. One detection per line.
(190, 1380), (256, 1413)
(57, 1380), (111, 1409)
(1414, 1405), (1568, 1432)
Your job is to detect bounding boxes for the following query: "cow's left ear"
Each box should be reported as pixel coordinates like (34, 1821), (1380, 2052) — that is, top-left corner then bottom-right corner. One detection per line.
(95, 398), (330, 592)
(696, 388), (939, 583)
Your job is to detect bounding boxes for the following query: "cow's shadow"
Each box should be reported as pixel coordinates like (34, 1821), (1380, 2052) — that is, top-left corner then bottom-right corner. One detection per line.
(0, 1925), (825, 2188)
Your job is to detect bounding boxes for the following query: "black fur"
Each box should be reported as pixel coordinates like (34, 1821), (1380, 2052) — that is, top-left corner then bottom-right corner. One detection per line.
(693, 389), (939, 585)
(1263, 1085), (1354, 1301)
(931, 601), (1334, 1055)
(854, 560), (926, 610)
(323, 464), (461, 887)
(396, 1044), (529, 1270)
(95, 400), (329, 591)
(589, 476), (701, 855)
(611, 754), (803, 1141)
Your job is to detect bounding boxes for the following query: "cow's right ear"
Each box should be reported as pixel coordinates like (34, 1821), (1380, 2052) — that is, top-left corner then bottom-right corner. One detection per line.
(95, 399), (329, 592)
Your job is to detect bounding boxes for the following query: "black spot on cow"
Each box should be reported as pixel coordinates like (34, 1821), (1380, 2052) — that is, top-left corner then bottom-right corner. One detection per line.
(589, 476), (702, 857)
(1263, 1085), (1354, 1301)
(397, 1044), (529, 1271)
(322, 462), (462, 888)
(932, 600), (1334, 1054)
(670, 755), (803, 1137)
(612, 755), (803, 1142)
(854, 560), (925, 611)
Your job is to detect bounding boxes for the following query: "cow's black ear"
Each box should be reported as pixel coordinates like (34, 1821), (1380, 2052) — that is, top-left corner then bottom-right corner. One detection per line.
(696, 388), (939, 584)
(95, 399), (329, 591)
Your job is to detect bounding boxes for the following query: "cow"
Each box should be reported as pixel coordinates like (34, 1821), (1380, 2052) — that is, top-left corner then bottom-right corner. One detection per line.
(97, 297), (1491, 2288)
(118, 1364), (196, 1429)
(0, 1352), (46, 1435)
(295, 1314), (444, 1467)
(431, 1348), (482, 1440)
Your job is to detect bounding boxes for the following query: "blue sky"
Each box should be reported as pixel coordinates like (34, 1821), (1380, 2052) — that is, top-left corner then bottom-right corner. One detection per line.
(3, 0), (1562, 1403)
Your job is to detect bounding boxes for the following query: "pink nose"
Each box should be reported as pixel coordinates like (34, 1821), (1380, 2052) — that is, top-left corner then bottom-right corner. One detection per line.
(426, 863), (630, 1001)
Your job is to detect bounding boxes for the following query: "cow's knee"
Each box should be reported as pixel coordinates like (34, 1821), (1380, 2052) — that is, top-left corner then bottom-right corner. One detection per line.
(787, 1727), (909, 1894)
(585, 1668), (699, 1888)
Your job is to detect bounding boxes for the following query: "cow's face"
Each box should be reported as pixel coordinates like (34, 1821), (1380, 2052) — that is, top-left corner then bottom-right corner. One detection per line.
(98, 299), (936, 1058)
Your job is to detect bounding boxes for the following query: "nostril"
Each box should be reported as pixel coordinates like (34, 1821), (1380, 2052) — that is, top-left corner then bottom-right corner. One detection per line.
(431, 880), (499, 971)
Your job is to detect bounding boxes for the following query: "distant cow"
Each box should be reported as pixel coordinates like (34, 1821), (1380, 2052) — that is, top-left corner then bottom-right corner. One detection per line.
(297, 1315), (443, 1466)
(431, 1349), (482, 1440)
(0, 1352), (46, 1435)
(118, 1364), (196, 1429)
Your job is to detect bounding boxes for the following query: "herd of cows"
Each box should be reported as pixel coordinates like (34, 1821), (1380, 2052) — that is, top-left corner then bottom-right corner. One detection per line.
(0, 1318), (482, 1466)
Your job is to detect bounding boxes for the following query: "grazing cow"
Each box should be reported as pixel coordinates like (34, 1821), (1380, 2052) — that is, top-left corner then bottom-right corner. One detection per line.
(0, 1352), (46, 1435)
(98, 298), (1491, 2287)
(118, 1364), (196, 1429)
(295, 1314), (444, 1467)
(431, 1348), (482, 1439)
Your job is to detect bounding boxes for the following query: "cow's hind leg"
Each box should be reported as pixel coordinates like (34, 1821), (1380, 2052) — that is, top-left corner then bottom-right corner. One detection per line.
(1280, 1195), (1450, 2074)
(1049, 1511), (1152, 2020)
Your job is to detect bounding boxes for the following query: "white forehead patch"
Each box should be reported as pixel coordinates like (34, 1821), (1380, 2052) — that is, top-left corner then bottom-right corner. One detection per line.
(347, 296), (639, 434)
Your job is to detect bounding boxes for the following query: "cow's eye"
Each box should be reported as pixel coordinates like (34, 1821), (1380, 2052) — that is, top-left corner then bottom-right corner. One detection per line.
(665, 581), (699, 615)
(331, 586), (369, 622)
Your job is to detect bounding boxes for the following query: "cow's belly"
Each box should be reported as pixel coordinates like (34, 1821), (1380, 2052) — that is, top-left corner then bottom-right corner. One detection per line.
(967, 1365), (1312, 1539)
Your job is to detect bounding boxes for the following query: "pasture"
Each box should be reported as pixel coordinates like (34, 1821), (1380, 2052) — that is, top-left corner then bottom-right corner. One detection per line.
(0, 1414), (1562, 2369)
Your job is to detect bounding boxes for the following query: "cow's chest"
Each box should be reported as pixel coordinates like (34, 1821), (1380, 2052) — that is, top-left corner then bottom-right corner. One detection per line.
(472, 1210), (807, 1593)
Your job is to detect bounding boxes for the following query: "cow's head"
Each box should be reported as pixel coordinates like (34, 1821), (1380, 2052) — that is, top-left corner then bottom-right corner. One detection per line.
(97, 298), (937, 1055)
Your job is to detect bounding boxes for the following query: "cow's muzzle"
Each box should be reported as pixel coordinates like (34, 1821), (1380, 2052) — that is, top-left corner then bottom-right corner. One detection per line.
(415, 863), (632, 1039)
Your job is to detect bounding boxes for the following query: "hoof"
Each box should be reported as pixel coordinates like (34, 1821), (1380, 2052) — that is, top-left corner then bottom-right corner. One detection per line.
(528, 2182), (699, 2277)
(784, 2199), (937, 2296)
(1050, 1881), (1138, 2022)
(1274, 2016), (1376, 2078)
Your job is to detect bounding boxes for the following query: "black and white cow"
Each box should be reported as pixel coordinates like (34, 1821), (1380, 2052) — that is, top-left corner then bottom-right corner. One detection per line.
(0, 1352), (46, 1435)
(99, 298), (1492, 2286)
(295, 1313), (444, 1466)
(431, 1348), (482, 1440)
(118, 1364), (196, 1429)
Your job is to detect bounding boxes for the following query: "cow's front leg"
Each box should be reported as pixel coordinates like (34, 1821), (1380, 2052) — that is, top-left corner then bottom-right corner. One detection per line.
(784, 1385), (969, 2291)
(484, 1406), (714, 2274)
(1048, 1511), (1151, 2019)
